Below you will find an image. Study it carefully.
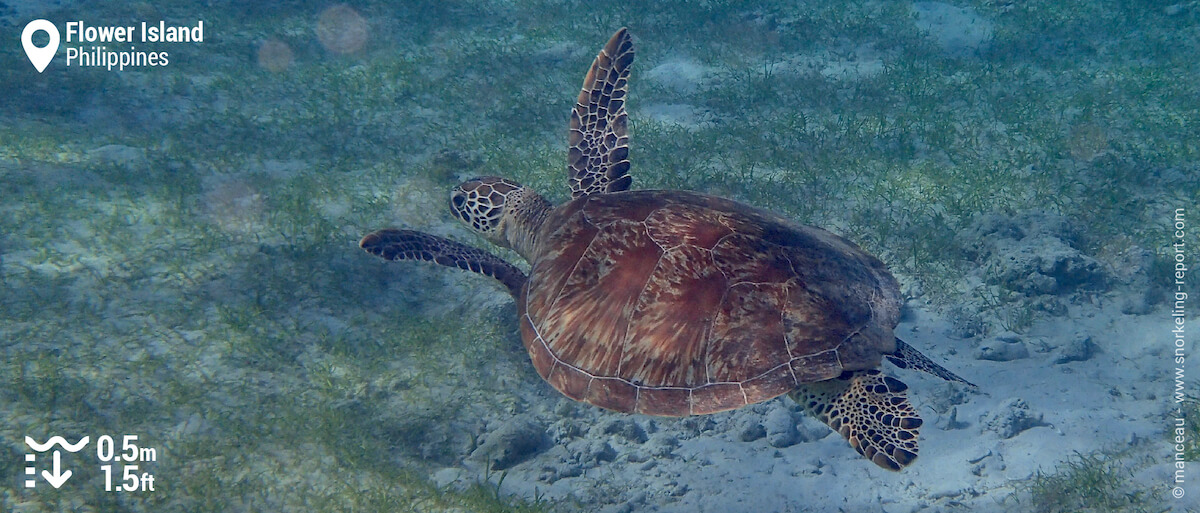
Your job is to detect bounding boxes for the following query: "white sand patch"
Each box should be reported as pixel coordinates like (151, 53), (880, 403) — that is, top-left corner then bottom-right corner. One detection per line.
(639, 103), (712, 129)
(912, 2), (995, 58)
(775, 44), (886, 82)
(466, 297), (1194, 512)
(645, 57), (714, 94)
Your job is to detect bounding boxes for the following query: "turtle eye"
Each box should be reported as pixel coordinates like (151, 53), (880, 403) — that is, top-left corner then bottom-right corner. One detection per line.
(451, 194), (466, 209)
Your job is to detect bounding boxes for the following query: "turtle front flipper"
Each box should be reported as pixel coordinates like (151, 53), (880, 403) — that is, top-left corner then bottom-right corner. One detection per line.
(790, 370), (920, 471)
(360, 229), (527, 298)
(568, 27), (634, 199)
(887, 338), (977, 388)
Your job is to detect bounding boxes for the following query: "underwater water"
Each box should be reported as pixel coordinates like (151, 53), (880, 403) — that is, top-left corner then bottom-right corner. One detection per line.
(1, 1), (1198, 512)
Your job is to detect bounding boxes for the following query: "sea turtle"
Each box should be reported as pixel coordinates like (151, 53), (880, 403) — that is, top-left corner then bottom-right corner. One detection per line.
(360, 28), (974, 471)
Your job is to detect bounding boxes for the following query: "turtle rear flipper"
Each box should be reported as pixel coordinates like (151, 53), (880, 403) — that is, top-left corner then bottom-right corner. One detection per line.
(887, 338), (977, 388)
(790, 370), (921, 471)
(360, 229), (527, 298)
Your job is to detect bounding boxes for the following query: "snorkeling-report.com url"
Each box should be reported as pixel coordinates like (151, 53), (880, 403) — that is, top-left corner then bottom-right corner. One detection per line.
(1172, 207), (1188, 500)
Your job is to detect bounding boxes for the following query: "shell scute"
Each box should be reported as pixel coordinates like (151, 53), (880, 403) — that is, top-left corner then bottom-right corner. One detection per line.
(547, 361), (592, 402)
(528, 208), (598, 312)
(524, 190), (902, 416)
(644, 202), (732, 249)
(712, 233), (796, 284)
(706, 282), (789, 383)
(621, 244), (725, 387)
(635, 386), (691, 416)
(587, 377), (637, 413)
(782, 281), (853, 360)
(739, 363), (798, 405)
(533, 218), (661, 378)
(690, 383), (747, 414)
(788, 349), (844, 383)
(581, 193), (659, 227)
(522, 314), (554, 375)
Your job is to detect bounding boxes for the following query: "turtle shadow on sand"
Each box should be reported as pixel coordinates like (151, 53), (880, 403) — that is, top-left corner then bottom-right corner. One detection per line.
(360, 28), (975, 472)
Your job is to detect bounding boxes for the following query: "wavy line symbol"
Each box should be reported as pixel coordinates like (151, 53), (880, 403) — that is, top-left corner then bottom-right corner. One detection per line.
(25, 436), (89, 453)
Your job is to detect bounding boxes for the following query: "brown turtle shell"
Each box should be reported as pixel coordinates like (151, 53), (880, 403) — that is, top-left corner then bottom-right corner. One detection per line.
(519, 189), (901, 416)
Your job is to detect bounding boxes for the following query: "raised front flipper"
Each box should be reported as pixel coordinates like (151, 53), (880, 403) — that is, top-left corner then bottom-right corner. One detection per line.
(568, 27), (634, 198)
(360, 229), (527, 298)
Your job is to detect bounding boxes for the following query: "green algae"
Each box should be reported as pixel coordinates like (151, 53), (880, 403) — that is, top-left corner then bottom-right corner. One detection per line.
(1015, 451), (1161, 513)
(1, 1), (1197, 511)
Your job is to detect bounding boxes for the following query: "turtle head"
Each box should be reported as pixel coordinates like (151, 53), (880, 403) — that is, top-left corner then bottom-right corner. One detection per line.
(450, 176), (550, 261)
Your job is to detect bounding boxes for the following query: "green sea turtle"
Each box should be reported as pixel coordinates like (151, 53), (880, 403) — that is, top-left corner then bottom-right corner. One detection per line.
(361, 28), (974, 471)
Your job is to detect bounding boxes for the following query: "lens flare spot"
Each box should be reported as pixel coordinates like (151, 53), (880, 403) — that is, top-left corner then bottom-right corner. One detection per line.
(317, 5), (368, 55)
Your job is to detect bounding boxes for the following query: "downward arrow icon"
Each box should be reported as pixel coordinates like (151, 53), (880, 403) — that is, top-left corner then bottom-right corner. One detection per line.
(41, 450), (71, 488)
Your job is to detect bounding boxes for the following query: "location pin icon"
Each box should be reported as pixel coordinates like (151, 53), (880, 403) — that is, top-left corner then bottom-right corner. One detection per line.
(22, 20), (60, 73)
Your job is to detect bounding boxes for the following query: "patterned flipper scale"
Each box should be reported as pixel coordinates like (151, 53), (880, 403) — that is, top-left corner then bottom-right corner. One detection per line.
(360, 228), (527, 298)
